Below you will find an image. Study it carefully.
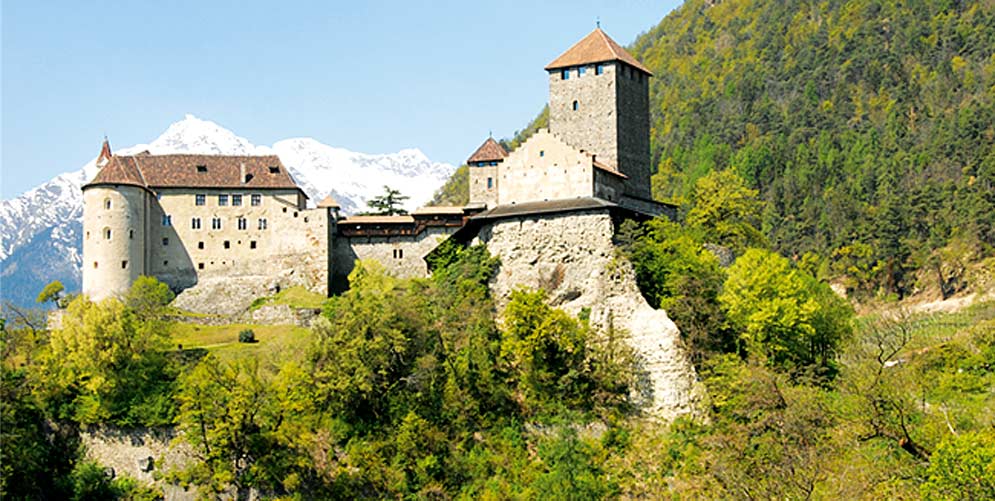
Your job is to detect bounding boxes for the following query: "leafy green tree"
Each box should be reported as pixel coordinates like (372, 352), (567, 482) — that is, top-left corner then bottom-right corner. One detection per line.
(36, 280), (65, 307)
(618, 218), (732, 362)
(921, 431), (995, 500)
(720, 249), (853, 373)
(124, 275), (174, 321)
(366, 185), (410, 215)
(34, 279), (176, 425)
(686, 169), (766, 253)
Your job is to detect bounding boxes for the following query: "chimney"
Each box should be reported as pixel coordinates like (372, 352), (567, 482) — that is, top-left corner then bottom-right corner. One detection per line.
(240, 163), (246, 184)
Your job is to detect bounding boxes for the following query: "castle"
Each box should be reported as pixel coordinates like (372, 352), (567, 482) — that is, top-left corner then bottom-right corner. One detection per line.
(82, 28), (670, 303)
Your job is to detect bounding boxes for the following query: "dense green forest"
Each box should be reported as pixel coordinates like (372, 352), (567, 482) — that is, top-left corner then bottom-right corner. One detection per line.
(435, 0), (995, 298)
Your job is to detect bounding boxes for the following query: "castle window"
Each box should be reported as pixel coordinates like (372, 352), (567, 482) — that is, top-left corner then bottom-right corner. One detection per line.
(596, 63), (604, 75)
(196, 165), (207, 173)
(572, 100), (579, 111)
(251, 194), (261, 206)
(121, 260), (128, 269)
(162, 237), (169, 246)
(578, 66), (586, 76)
(195, 194), (206, 206)
(104, 198), (112, 210)
(94, 261), (98, 269)
(237, 218), (247, 230)
(487, 177), (493, 189)
(212, 218), (222, 230)
(86, 231), (90, 239)
(393, 249), (404, 259)
(218, 194), (228, 206)
(163, 260), (169, 266)
(490, 161), (498, 166)
(250, 241), (257, 249)
(293, 211), (298, 218)
(224, 240), (231, 249)
(232, 194), (242, 206)
(104, 228), (112, 239)
(198, 241), (204, 249)
(540, 150), (545, 157)
(192, 217), (202, 229)
(198, 263), (204, 270)
(162, 214), (172, 226)
(269, 166), (280, 174)
(561, 68), (570, 80)
(258, 218), (268, 230)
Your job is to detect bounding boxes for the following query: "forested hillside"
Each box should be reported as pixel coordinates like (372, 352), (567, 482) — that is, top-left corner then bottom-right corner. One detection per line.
(436, 0), (995, 297)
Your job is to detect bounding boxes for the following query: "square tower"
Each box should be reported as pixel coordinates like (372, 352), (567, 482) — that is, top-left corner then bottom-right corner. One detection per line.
(545, 29), (652, 200)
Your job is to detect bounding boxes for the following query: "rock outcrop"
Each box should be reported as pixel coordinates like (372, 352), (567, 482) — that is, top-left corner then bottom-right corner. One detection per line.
(476, 209), (705, 420)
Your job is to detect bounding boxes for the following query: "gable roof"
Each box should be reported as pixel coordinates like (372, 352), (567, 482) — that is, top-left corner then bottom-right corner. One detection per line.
(467, 137), (508, 164)
(84, 154), (303, 194)
(545, 28), (652, 75)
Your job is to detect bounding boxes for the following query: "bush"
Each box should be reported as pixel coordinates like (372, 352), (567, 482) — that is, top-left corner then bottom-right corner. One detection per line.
(238, 329), (257, 343)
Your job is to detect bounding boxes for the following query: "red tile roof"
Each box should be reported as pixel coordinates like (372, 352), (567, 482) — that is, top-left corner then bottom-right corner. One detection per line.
(84, 154), (303, 193)
(545, 28), (652, 75)
(467, 137), (508, 164)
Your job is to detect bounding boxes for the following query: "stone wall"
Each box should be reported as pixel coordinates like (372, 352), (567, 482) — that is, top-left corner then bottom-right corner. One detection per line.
(494, 129), (595, 205)
(549, 62), (620, 170)
(81, 426), (195, 501)
(475, 209), (704, 420)
(148, 189), (331, 297)
(614, 63), (652, 199)
(82, 185), (149, 301)
(334, 226), (460, 286)
(469, 163), (499, 207)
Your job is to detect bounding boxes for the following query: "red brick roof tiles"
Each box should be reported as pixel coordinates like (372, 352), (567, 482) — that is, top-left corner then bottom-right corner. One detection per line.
(84, 154), (303, 193)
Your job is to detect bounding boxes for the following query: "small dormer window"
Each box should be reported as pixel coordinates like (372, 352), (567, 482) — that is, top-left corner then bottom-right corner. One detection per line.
(244, 174), (254, 183)
(268, 166), (280, 174)
(196, 165), (208, 172)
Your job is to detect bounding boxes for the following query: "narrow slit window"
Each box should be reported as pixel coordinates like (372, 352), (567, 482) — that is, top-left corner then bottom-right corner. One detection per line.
(121, 260), (128, 269)
(572, 100), (579, 111)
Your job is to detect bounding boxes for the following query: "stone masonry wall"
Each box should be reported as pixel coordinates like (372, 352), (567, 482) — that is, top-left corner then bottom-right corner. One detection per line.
(495, 129), (594, 206)
(81, 427), (195, 501)
(475, 210), (704, 419)
(549, 63), (620, 170)
(334, 226), (460, 286)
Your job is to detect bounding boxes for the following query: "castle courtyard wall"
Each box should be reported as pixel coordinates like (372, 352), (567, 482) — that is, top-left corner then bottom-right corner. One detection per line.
(333, 226), (460, 286)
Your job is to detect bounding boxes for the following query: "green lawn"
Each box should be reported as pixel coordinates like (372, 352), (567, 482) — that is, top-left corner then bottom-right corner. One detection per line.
(170, 322), (312, 365)
(249, 286), (327, 311)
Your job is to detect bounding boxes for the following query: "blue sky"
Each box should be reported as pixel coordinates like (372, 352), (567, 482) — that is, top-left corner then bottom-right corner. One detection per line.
(2, 0), (681, 198)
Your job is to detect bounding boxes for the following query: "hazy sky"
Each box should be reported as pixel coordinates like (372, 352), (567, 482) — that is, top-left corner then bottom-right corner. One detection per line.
(2, 0), (681, 198)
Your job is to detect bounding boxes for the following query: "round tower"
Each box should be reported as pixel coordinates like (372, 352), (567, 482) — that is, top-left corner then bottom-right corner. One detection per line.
(82, 141), (148, 301)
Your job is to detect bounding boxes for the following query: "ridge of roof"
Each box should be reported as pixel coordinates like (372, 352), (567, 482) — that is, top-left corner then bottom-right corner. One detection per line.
(467, 137), (509, 164)
(83, 153), (302, 192)
(544, 28), (652, 75)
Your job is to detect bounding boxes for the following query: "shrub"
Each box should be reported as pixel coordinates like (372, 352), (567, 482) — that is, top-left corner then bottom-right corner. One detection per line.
(238, 329), (257, 343)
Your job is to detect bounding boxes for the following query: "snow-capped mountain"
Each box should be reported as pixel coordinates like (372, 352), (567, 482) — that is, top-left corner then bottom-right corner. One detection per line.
(0, 115), (456, 307)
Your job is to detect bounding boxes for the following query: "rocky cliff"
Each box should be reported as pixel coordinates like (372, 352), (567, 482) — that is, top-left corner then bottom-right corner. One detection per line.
(475, 210), (705, 420)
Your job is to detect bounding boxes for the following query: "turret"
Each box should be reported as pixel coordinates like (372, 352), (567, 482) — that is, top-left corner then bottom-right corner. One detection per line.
(81, 140), (149, 300)
(466, 137), (507, 208)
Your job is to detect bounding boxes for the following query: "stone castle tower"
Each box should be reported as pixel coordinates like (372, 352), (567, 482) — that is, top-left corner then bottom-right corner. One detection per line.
(467, 28), (658, 210)
(82, 139), (149, 299)
(545, 28), (652, 200)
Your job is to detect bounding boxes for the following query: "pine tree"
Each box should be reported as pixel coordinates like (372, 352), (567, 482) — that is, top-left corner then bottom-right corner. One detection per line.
(366, 185), (409, 215)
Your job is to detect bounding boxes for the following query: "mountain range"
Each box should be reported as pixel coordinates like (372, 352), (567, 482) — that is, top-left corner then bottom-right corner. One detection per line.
(0, 115), (455, 308)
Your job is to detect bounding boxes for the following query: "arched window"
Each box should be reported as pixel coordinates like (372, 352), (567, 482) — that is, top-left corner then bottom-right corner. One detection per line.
(104, 198), (112, 210)
(103, 227), (112, 239)
(572, 100), (579, 111)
